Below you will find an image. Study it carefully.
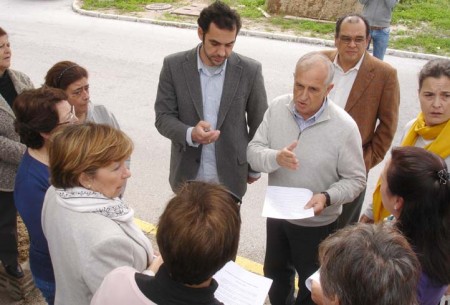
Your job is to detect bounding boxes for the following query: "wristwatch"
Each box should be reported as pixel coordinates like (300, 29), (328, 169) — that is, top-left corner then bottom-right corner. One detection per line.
(321, 192), (331, 208)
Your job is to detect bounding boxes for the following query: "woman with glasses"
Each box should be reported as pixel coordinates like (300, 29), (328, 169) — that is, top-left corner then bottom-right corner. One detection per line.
(42, 123), (155, 305)
(13, 87), (77, 304)
(0, 26), (34, 279)
(44, 60), (119, 127)
(44, 61), (130, 196)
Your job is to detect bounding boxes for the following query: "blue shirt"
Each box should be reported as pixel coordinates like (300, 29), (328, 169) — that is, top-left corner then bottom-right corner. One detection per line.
(292, 98), (328, 134)
(186, 45), (226, 183)
(14, 150), (54, 282)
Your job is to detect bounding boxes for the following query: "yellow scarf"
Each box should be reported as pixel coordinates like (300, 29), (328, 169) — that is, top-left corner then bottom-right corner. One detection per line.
(372, 113), (450, 222)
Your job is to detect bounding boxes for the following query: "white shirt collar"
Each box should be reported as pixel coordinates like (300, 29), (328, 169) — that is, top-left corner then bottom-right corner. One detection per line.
(333, 53), (365, 73)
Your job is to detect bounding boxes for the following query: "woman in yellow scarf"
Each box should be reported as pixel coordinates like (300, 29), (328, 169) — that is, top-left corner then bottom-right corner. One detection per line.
(361, 58), (450, 223)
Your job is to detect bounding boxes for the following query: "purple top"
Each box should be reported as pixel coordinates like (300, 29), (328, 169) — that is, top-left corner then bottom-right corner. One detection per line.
(417, 272), (446, 305)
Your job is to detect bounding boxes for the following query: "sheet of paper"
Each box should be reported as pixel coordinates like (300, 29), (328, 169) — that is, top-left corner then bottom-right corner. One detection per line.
(214, 261), (272, 305)
(262, 186), (315, 219)
(305, 269), (321, 291)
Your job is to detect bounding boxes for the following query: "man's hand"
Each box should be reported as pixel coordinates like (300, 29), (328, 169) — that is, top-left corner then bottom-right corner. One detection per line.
(276, 141), (299, 170)
(304, 193), (327, 216)
(191, 120), (220, 145)
(359, 214), (374, 224)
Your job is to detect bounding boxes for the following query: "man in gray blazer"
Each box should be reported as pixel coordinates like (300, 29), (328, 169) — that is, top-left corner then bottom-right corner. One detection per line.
(155, 1), (268, 200)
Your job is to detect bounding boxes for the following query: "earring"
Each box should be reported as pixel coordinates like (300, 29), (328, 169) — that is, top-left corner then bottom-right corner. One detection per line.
(87, 185), (92, 189)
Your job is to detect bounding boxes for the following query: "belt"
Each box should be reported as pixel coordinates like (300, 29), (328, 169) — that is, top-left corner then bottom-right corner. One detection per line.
(370, 26), (388, 30)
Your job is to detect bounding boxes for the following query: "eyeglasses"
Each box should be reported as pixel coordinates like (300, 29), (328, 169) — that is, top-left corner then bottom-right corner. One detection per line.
(338, 36), (366, 46)
(57, 105), (78, 125)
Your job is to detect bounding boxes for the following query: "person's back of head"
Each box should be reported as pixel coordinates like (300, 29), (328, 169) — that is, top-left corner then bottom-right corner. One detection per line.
(13, 86), (68, 149)
(319, 223), (420, 305)
(157, 181), (241, 285)
(387, 146), (450, 285)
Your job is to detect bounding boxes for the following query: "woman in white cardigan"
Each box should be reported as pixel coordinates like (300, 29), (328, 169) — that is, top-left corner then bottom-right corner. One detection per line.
(42, 123), (156, 305)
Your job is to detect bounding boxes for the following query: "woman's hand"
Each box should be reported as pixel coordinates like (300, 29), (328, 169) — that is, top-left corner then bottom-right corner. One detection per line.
(148, 254), (164, 274)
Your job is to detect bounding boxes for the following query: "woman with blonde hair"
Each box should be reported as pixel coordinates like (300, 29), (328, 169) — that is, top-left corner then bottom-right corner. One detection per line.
(42, 123), (155, 305)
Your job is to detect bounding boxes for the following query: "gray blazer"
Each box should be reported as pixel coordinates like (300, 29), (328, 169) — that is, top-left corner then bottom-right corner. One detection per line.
(0, 69), (33, 191)
(155, 47), (268, 199)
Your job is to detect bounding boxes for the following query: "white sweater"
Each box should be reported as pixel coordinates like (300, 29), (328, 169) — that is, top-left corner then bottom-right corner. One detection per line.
(247, 94), (366, 227)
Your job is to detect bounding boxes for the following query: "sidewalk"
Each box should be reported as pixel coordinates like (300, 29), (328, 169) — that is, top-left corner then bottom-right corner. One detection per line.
(0, 261), (45, 305)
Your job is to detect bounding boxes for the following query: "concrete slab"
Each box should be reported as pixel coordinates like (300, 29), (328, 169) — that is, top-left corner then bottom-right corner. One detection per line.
(171, 4), (206, 17)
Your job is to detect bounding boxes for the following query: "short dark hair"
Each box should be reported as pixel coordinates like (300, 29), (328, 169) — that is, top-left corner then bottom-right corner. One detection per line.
(335, 14), (370, 38)
(198, 1), (242, 35)
(0, 27), (7, 36)
(388, 146), (450, 285)
(45, 61), (88, 90)
(319, 223), (420, 305)
(13, 87), (67, 149)
(157, 181), (241, 285)
(418, 58), (450, 91)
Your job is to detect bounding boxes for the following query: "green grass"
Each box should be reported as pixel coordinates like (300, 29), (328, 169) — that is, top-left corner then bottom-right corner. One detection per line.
(390, 0), (450, 56)
(81, 0), (450, 55)
(83, 0), (176, 11)
(271, 18), (334, 34)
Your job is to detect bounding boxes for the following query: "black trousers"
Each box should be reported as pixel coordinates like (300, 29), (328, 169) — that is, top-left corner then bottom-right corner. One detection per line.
(336, 187), (366, 230)
(264, 218), (337, 305)
(0, 191), (19, 266)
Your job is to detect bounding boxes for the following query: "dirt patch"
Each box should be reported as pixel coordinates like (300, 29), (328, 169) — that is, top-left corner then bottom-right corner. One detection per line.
(17, 216), (29, 264)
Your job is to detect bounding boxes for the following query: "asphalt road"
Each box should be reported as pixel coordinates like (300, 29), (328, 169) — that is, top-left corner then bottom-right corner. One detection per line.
(0, 0), (430, 303)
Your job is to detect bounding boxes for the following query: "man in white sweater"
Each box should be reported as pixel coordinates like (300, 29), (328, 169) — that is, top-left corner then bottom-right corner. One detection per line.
(247, 52), (366, 305)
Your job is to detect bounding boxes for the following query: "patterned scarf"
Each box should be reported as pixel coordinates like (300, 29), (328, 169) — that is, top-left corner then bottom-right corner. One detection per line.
(55, 187), (153, 262)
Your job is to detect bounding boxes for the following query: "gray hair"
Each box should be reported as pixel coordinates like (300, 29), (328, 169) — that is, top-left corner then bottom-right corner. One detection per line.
(319, 223), (420, 305)
(295, 52), (335, 86)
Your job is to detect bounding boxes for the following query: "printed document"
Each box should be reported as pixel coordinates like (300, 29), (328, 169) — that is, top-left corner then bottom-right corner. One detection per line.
(305, 269), (320, 291)
(262, 186), (315, 219)
(214, 261), (272, 305)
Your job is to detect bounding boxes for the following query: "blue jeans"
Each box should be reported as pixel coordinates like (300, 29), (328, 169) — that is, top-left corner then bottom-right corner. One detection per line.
(368, 27), (390, 60)
(33, 276), (55, 305)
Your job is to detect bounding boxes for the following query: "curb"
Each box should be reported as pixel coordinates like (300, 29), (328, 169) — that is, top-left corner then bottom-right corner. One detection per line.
(72, 0), (449, 61)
